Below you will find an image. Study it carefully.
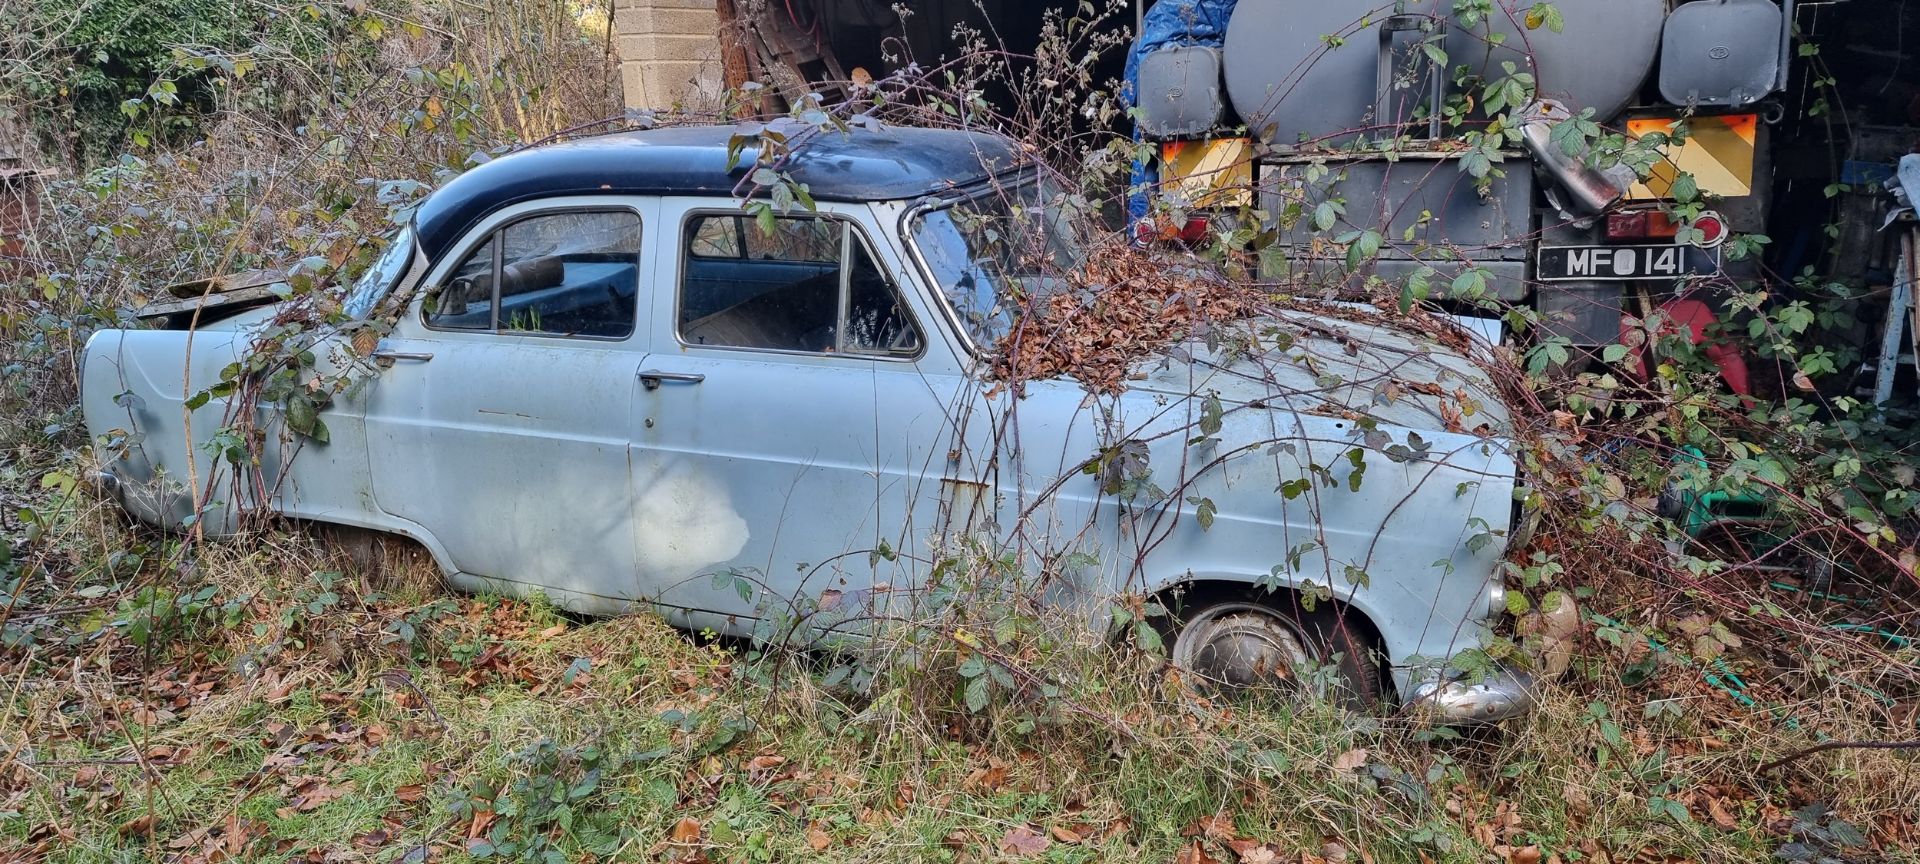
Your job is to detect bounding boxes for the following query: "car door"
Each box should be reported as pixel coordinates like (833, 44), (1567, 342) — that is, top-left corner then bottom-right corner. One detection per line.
(632, 200), (934, 635)
(363, 198), (655, 612)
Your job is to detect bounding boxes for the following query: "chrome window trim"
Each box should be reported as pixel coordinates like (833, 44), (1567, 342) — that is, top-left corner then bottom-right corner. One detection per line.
(898, 195), (981, 360)
(343, 226), (422, 320)
(669, 205), (926, 363)
(418, 202), (646, 343)
(894, 169), (1038, 361)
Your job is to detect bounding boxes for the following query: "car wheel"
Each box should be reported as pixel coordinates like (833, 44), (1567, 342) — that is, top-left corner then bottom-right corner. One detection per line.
(1165, 594), (1382, 711)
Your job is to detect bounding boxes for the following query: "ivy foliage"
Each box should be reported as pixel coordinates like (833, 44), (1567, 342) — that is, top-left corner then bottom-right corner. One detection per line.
(11, 0), (346, 162)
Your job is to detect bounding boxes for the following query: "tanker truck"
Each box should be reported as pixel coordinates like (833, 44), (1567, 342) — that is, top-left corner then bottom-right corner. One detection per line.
(1127, 0), (1793, 356)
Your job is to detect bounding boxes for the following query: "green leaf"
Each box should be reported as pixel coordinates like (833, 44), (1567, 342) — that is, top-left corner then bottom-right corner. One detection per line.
(1252, 749), (1292, 774)
(1601, 343), (1629, 363)
(1399, 268), (1433, 313)
(1450, 268), (1487, 298)
(1185, 496), (1217, 530)
(286, 395), (316, 436)
(1345, 228), (1382, 270)
(1461, 150), (1492, 179)
(963, 675), (989, 712)
(1199, 394), (1223, 436)
(1285, 540), (1318, 572)
(1671, 172), (1700, 204)
(1827, 819), (1868, 848)
(1312, 200), (1341, 232)
(1525, 2), (1565, 32)
(1133, 619), (1164, 652)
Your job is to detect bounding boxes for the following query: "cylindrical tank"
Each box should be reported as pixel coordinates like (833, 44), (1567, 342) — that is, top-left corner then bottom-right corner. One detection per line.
(1222, 0), (1667, 147)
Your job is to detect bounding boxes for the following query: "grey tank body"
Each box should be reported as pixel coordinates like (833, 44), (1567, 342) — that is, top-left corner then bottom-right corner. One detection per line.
(1222, 0), (1667, 146)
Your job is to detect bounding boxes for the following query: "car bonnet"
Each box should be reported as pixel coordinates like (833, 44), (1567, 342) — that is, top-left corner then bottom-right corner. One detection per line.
(1128, 308), (1513, 440)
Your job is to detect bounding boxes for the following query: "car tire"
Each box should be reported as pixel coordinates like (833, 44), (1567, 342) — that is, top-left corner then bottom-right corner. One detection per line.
(1162, 590), (1383, 712)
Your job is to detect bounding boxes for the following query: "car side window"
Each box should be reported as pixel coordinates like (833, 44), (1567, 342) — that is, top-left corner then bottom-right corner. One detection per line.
(678, 213), (920, 356)
(425, 237), (497, 330)
(424, 209), (642, 339)
(688, 216), (743, 258)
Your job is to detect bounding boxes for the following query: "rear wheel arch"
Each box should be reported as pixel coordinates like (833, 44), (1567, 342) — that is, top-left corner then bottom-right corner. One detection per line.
(288, 514), (459, 579)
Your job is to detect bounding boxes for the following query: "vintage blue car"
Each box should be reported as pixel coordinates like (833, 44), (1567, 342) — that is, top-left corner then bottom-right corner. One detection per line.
(82, 124), (1532, 720)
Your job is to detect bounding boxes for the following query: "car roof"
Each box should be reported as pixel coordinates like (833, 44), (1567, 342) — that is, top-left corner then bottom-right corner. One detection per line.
(411, 123), (1026, 261)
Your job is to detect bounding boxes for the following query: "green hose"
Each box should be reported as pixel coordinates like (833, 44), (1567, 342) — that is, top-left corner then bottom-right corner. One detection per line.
(1824, 622), (1914, 648)
(1586, 611), (1918, 735)
(1766, 581), (1878, 607)
(1587, 611), (1804, 732)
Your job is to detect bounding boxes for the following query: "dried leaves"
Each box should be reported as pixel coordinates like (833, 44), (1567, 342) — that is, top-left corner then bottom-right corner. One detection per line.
(989, 243), (1255, 394)
(1331, 747), (1370, 774)
(1176, 815), (1358, 864)
(998, 824), (1052, 857)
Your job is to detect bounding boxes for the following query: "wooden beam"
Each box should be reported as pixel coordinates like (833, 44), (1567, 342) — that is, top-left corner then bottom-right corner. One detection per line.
(714, 0), (760, 116)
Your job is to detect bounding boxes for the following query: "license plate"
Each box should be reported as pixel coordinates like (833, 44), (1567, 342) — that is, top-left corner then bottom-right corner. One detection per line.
(1536, 244), (1720, 282)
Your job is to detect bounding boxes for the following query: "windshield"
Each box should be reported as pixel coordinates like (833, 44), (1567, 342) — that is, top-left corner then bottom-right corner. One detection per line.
(342, 228), (417, 319)
(907, 178), (1082, 347)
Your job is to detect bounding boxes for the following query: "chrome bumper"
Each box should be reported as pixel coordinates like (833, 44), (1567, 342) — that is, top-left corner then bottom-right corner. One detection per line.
(1404, 666), (1537, 723)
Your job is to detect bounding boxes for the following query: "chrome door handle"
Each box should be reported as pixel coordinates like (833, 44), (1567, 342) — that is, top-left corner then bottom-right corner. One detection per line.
(372, 351), (434, 362)
(638, 370), (704, 390)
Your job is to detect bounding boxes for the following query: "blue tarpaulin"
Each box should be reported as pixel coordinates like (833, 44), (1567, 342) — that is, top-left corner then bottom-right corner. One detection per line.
(1125, 0), (1238, 227)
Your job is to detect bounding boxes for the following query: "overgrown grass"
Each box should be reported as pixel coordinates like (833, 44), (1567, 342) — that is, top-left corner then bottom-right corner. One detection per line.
(1, 502), (1913, 862)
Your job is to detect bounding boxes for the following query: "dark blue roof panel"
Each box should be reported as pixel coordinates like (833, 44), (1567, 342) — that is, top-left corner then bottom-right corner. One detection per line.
(412, 124), (1025, 260)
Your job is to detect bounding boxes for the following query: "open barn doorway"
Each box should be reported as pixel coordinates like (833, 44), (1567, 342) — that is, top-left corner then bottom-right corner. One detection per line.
(727, 0), (1141, 131)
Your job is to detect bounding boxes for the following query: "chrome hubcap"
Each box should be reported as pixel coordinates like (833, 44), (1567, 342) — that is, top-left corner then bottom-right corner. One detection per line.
(1170, 603), (1317, 689)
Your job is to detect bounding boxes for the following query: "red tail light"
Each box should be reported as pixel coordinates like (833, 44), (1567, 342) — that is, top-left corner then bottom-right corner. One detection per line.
(1177, 216), (1211, 245)
(1685, 212), (1727, 248)
(1604, 209), (1681, 242)
(1605, 209), (1729, 248)
(1133, 215), (1212, 246)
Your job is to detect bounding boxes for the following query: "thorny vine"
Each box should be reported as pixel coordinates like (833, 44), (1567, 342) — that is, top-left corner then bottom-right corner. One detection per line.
(3, 0), (1920, 859)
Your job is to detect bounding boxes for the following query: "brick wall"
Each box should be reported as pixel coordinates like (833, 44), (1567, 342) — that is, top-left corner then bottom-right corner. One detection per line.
(614, 0), (723, 111)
